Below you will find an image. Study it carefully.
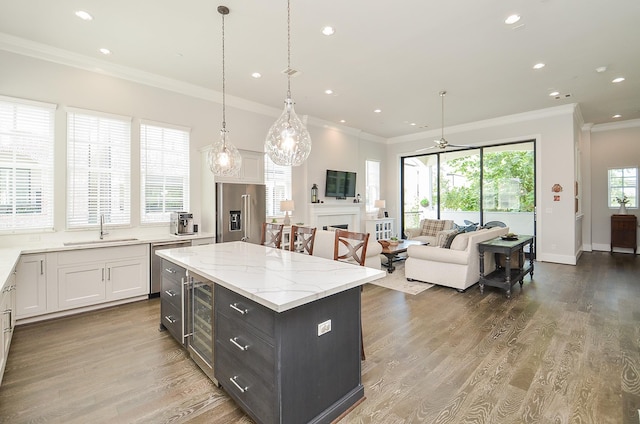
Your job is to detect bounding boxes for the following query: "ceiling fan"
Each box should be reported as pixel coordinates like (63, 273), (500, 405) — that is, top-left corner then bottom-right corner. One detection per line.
(416, 90), (472, 152)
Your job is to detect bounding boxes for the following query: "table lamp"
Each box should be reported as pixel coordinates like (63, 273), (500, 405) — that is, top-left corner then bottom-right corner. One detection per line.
(374, 199), (386, 219)
(280, 200), (295, 225)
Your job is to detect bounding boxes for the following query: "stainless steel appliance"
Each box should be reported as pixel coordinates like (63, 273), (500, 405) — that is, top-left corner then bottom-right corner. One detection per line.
(151, 240), (191, 295)
(170, 212), (194, 235)
(215, 183), (266, 244)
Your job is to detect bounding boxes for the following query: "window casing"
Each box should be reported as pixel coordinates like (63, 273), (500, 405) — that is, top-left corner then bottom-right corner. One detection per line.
(140, 121), (190, 224)
(265, 155), (291, 218)
(608, 167), (637, 208)
(67, 109), (131, 229)
(0, 96), (55, 232)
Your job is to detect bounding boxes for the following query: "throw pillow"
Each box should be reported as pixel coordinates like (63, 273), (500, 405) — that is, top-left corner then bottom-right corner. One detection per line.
(420, 219), (446, 237)
(436, 229), (457, 247)
(443, 231), (461, 249)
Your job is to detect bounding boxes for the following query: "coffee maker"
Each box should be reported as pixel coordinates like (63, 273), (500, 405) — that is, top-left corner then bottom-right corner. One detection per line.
(170, 212), (194, 235)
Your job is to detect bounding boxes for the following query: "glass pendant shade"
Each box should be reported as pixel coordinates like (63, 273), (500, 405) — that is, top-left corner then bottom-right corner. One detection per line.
(208, 128), (242, 177)
(265, 97), (312, 166)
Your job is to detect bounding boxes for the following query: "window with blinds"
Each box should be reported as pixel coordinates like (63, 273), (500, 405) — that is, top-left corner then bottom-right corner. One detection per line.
(140, 121), (190, 223)
(366, 160), (381, 212)
(66, 110), (131, 229)
(0, 96), (55, 232)
(265, 155), (292, 218)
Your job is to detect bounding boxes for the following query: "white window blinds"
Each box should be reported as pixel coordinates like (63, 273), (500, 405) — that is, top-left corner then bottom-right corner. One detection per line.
(366, 160), (381, 212)
(140, 121), (190, 223)
(67, 110), (131, 229)
(0, 96), (55, 232)
(264, 154), (292, 217)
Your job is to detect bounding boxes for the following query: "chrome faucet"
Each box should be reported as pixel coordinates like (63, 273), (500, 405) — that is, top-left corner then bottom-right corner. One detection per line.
(100, 214), (109, 239)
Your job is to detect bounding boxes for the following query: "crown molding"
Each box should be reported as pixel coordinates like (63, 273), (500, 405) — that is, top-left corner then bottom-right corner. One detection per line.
(590, 118), (640, 132)
(386, 103), (578, 144)
(0, 32), (383, 142)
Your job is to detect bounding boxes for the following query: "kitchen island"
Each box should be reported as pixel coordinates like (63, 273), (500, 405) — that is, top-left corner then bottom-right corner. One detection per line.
(156, 241), (385, 424)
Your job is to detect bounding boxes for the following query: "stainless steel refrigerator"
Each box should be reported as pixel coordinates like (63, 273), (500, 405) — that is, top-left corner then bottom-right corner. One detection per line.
(215, 183), (266, 244)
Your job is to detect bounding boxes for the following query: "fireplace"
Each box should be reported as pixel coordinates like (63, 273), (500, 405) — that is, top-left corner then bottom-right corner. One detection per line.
(308, 204), (362, 232)
(323, 224), (348, 230)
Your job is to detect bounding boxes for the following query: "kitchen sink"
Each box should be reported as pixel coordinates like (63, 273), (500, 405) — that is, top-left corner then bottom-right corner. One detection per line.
(63, 238), (139, 246)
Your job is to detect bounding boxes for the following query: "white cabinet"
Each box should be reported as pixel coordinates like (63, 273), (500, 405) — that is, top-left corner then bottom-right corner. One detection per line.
(365, 218), (395, 240)
(56, 244), (149, 312)
(205, 148), (264, 184)
(1, 271), (16, 384)
(16, 254), (47, 318)
(191, 237), (214, 246)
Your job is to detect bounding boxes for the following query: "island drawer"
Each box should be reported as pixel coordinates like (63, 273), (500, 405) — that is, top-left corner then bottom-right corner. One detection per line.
(161, 273), (182, 310)
(216, 346), (276, 424)
(161, 260), (185, 286)
(216, 312), (275, 381)
(161, 298), (184, 345)
(215, 285), (275, 340)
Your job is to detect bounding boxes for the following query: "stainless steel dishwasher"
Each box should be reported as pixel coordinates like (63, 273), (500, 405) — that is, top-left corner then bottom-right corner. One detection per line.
(151, 240), (191, 295)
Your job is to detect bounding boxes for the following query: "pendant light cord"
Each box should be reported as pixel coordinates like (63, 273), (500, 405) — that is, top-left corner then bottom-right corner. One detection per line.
(221, 10), (227, 131)
(440, 90), (445, 140)
(287, 0), (291, 98)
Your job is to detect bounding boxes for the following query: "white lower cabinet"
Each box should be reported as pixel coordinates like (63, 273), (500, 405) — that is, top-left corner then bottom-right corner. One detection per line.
(16, 254), (47, 319)
(55, 244), (149, 312)
(1, 271), (16, 384)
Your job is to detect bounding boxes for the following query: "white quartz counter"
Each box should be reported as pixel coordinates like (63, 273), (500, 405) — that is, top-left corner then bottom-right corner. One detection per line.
(156, 241), (386, 313)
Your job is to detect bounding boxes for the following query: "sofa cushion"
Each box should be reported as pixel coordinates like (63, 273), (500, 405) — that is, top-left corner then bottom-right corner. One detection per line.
(450, 232), (471, 250)
(420, 219), (446, 237)
(443, 230), (462, 249)
(436, 229), (457, 247)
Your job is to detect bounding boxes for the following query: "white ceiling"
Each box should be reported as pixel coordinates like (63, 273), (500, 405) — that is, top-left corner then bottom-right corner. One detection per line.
(1, 0), (639, 139)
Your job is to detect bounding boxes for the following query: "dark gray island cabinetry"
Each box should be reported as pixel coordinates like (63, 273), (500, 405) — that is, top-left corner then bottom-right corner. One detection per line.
(215, 284), (363, 424)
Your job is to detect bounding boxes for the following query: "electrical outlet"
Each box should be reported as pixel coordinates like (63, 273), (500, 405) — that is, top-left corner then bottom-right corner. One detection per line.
(317, 319), (331, 336)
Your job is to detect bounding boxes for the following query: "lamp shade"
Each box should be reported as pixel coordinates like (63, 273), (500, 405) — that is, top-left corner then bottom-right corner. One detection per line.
(280, 200), (295, 212)
(374, 200), (386, 209)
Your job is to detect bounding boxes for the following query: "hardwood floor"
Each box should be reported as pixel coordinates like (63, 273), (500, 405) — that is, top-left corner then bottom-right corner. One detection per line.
(1, 251), (639, 423)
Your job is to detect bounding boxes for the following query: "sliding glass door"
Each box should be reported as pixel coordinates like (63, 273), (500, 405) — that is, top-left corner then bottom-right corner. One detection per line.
(401, 140), (535, 238)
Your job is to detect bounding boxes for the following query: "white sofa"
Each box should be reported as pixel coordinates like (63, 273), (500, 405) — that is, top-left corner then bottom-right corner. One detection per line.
(405, 226), (509, 291)
(312, 229), (383, 269)
(404, 219), (455, 247)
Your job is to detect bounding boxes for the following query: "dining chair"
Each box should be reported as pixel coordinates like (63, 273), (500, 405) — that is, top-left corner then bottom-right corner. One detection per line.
(260, 222), (284, 249)
(333, 229), (369, 360)
(289, 225), (317, 255)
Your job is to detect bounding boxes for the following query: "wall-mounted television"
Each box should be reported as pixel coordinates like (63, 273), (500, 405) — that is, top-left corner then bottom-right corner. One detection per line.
(325, 169), (357, 199)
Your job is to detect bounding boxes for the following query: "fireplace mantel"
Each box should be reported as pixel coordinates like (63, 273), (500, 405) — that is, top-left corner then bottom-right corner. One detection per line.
(308, 203), (364, 232)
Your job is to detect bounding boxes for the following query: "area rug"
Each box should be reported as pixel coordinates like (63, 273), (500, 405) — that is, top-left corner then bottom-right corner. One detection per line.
(369, 261), (434, 295)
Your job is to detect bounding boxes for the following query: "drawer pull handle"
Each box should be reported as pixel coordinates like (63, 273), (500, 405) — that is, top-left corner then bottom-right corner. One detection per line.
(229, 376), (248, 393)
(164, 315), (176, 324)
(229, 303), (248, 315)
(164, 290), (177, 297)
(229, 337), (248, 351)
(165, 268), (176, 274)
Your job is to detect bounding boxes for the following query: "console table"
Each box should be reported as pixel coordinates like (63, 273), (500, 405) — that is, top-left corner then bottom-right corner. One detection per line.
(478, 235), (534, 298)
(611, 214), (637, 254)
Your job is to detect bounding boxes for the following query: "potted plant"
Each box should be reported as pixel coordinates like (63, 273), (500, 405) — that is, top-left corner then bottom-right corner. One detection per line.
(420, 198), (430, 208)
(389, 236), (399, 245)
(616, 195), (629, 214)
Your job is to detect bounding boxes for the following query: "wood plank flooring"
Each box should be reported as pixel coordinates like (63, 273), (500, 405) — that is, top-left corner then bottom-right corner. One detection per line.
(1, 251), (639, 423)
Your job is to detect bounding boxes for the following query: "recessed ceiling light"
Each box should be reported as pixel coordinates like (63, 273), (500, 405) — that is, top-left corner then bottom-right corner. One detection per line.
(549, 91), (560, 97)
(374, 109), (382, 113)
(75, 10), (93, 21)
(325, 89), (333, 95)
(612, 77), (625, 83)
(339, 119), (346, 123)
(533, 63), (545, 70)
(410, 123), (416, 126)
(595, 66), (607, 73)
(612, 114), (622, 118)
(321, 26), (335, 36)
(99, 48), (111, 55)
(251, 72), (261, 78)
(505, 14), (521, 25)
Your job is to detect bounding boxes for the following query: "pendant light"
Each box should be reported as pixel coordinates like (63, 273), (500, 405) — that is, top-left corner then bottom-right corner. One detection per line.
(208, 5), (242, 176)
(264, 0), (312, 166)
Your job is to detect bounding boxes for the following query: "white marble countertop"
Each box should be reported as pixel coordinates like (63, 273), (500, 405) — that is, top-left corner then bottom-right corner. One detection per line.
(156, 241), (386, 313)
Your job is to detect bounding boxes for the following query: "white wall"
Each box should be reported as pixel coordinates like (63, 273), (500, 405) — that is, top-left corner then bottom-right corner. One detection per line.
(0, 50), (385, 243)
(590, 121), (640, 253)
(385, 105), (579, 264)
